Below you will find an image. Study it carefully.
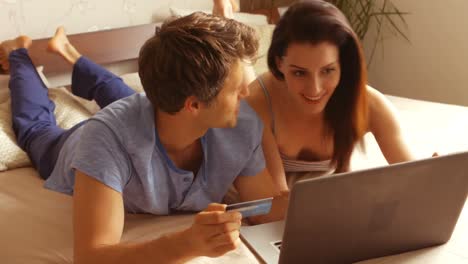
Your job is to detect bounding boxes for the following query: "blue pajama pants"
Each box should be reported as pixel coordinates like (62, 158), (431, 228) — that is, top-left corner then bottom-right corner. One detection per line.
(9, 48), (135, 179)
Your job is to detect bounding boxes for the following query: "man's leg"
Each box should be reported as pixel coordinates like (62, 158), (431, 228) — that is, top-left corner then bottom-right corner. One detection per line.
(48, 27), (135, 108)
(1, 36), (80, 179)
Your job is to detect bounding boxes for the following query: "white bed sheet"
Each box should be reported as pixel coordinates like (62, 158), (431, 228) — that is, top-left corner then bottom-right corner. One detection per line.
(1, 95), (468, 263)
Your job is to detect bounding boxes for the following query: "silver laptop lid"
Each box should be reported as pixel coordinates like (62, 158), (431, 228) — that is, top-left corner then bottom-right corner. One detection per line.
(279, 151), (468, 264)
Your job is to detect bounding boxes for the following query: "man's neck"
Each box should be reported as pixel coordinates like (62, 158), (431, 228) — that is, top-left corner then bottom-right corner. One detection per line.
(156, 110), (205, 175)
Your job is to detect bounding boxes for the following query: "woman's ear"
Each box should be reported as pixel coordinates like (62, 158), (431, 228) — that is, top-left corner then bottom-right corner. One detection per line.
(276, 56), (285, 75)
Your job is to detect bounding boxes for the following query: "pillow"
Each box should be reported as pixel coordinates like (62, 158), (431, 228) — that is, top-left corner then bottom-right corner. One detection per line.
(0, 70), (143, 172)
(170, 7), (269, 25)
(0, 75), (31, 171)
(0, 78), (93, 171)
(120, 72), (144, 93)
(0, 67), (57, 171)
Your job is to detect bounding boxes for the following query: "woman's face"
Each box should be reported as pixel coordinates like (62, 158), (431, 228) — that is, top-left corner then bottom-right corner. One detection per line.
(277, 41), (341, 116)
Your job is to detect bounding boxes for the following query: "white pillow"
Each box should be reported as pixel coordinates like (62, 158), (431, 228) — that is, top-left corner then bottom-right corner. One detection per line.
(0, 67), (58, 171)
(120, 72), (144, 93)
(0, 74), (28, 171)
(0, 90), (92, 171)
(170, 7), (269, 25)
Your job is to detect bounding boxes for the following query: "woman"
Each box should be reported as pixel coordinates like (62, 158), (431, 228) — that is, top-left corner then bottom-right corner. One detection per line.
(214, 0), (415, 193)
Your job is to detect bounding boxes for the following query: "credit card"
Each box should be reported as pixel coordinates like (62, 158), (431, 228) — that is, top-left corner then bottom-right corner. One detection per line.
(226, 197), (273, 218)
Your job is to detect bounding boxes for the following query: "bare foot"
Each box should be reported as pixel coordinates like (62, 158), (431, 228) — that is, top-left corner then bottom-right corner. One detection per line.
(0, 36), (32, 73)
(231, 0), (239, 12)
(47, 26), (81, 65)
(213, 0), (239, 19)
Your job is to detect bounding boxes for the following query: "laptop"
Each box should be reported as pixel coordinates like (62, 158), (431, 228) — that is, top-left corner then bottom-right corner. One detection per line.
(240, 151), (468, 264)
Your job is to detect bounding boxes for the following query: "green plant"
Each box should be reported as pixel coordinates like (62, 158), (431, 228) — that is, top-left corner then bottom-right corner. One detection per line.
(326, 0), (409, 66)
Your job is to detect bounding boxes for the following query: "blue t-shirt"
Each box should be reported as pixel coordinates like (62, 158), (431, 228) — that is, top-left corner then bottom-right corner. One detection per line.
(44, 93), (265, 214)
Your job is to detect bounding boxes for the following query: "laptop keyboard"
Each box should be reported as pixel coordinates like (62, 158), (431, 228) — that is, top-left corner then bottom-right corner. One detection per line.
(271, 240), (282, 252)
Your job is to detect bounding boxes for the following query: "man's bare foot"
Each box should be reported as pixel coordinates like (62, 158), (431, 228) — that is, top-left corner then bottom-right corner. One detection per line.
(213, 0), (239, 19)
(0, 36), (32, 73)
(47, 26), (82, 65)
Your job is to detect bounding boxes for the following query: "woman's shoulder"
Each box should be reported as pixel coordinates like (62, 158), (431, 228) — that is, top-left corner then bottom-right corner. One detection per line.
(365, 85), (400, 133)
(246, 72), (275, 127)
(366, 85), (387, 107)
(366, 85), (396, 114)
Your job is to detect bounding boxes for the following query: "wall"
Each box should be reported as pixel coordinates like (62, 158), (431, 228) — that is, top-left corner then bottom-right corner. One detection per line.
(363, 0), (468, 106)
(0, 0), (213, 40)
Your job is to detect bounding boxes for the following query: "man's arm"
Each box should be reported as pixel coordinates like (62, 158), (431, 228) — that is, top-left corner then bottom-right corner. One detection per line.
(73, 170), (243, 264)
(234, 168), (289, 225)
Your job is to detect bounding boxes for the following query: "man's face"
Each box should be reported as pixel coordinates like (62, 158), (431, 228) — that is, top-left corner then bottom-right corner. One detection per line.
(199, 60), (249, 128)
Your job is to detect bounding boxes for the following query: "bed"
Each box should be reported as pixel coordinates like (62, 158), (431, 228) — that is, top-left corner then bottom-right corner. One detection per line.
(0, 22), (467, 264)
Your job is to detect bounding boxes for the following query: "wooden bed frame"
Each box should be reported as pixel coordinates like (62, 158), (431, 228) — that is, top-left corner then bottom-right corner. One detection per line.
(239, 0), (293, 24)
(28, 23), (159, 75)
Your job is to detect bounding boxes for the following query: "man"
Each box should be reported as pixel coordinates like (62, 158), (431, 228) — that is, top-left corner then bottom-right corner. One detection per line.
(0, 12), (286, 264)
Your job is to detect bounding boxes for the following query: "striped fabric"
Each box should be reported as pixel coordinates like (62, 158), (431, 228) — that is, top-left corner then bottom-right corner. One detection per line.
(280, 152), (332, 173)
(257, 76), (335, 173)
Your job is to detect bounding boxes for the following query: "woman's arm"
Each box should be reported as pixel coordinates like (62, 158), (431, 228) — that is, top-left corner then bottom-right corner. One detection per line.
(367, 86), (415, 164)
(261, 123), (289, 192)
(246, 81), (289, 193)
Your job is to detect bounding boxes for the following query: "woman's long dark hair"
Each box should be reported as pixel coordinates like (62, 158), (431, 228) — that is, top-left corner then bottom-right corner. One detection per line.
(267, 0), (368, 172)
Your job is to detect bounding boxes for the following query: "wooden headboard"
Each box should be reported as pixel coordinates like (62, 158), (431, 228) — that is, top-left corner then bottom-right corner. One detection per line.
(29, 23), (159, 76)
(239, 0), (293, 24)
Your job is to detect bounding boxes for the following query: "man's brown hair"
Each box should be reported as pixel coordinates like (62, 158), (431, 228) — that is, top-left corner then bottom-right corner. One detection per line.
(138, 12), (259, 114)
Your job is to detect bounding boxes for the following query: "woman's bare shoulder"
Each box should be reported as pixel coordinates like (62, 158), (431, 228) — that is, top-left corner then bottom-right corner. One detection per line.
(246, 72), (274, 126)
(366, 85), (388, 108)
(366, 85), (397, 116)
(366, 85), (400, 133)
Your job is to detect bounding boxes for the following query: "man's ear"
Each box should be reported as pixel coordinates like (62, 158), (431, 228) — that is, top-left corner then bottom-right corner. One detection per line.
(184, 95), (201, 114)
